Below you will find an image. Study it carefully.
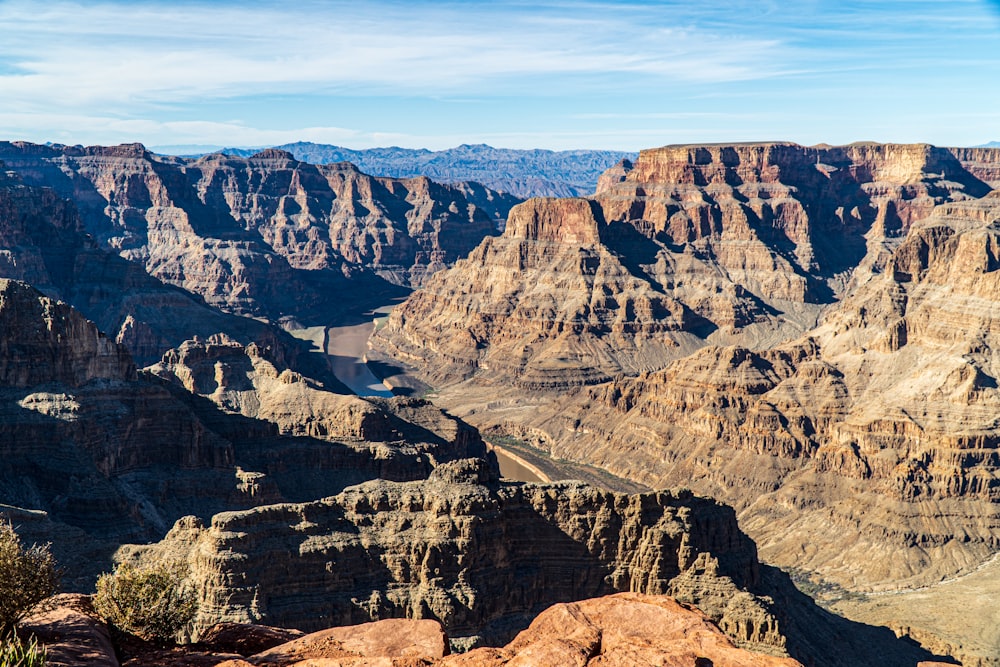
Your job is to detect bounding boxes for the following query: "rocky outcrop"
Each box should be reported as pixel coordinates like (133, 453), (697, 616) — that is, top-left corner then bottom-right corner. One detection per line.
(129, 459), (781, 654)
(0, 161), (306, 366)
(373, 197), (706, 388)
(371, 143), (1000, 662)
(0, 278), (135, 387)
(950, 146), (1000, 188)
(0, 142), (519, 323)
(238, 618), (448, 666)
(374, 142), (995, 390)
(447, 594), (802, 667)
(188, 150), (506, 289)
(18, 594), (119, 667)
(0, 281), (488, 588)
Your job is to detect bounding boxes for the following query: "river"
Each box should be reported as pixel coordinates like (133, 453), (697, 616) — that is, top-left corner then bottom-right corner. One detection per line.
(289, 305), (550, 485)
(288, 303), (398, 398)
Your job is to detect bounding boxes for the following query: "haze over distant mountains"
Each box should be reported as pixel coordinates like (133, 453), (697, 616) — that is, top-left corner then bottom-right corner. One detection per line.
(152, 142), (637, 199)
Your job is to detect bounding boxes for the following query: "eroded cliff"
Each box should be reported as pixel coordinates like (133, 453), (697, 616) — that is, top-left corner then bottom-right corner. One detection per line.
(374, 142), (995, 390)
(0, 142), (519, 324)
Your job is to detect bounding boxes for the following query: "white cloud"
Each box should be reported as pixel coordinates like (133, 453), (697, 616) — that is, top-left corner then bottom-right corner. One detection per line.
(0, 0), (786, 110)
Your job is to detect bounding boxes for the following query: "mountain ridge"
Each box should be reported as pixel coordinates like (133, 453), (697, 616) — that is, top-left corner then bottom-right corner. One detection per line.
(176, 142), (638, 198)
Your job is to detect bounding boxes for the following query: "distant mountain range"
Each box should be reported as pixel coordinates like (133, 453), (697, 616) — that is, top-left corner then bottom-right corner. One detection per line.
(979, 141), (1000, 147)
(153, 142), (636, 199)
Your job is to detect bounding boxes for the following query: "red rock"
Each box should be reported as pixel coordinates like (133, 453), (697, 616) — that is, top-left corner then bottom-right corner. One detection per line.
(248, 618), (447, 665)
(438, 593), (802, 667)
(198, 622), (305, 656)
(18, 594), (119, 667)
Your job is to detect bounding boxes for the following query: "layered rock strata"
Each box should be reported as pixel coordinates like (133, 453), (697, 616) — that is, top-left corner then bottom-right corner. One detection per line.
(127, 459), (943, 666)
(132, 459), (782, 653)
(374, 142), (995, 389)
(0, 280), (486, 587)
(0, 162), (302, 366)
(371, 143), (1000, 662)
(0, 142), (519, 323)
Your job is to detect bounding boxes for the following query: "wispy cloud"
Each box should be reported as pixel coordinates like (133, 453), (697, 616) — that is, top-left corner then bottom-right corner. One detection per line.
(0, 0), (785, 110)
(0, 0), (998, 149)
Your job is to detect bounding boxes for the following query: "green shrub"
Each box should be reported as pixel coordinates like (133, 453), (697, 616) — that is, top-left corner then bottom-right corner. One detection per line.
(0, 633), (47, 667)
(93, 561), (198, 643)
(0, 521), (60, 634)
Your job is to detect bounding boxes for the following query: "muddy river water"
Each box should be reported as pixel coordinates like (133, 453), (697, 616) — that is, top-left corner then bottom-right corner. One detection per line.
(290, 303), (545, 483)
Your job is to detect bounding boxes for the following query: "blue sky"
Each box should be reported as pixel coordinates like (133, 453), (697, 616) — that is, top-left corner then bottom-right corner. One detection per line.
(1, 0), (999, 150)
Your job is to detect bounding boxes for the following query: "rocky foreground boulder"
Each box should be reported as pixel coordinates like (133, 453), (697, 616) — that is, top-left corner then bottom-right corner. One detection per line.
(119, 458), (942, 667)
(18, 593), (808, 667)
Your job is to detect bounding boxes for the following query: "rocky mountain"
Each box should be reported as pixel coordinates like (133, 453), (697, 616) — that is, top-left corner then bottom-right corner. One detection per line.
(371, 142), (1000, 663)
(0, 278), (488, 590)
(0, 142), (520, 325)
(212, 142), (637, 198)
(0, 261), (932, 665)
(0, 161), (305, 367)
(375, 142), (994, 388)
(123, 457), (936, 666)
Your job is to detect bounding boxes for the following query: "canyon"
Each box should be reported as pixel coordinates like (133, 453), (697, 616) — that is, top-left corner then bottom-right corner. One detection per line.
(1, 140), (998, 665)
(0, 142), (520, 329)
(373, 141), (1000, 664)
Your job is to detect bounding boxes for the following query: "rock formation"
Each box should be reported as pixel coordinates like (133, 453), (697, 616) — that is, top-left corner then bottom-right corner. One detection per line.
(446, 594), (803, 667)
(0, 161), (304, 366)
(0, 279), (487, 588)
(129, 459), (781, 653)
(373, 142), (996, 388)
(370, 142), (1000, 663)
(0, 142), (519, 324)
(122, 457), (942, 666)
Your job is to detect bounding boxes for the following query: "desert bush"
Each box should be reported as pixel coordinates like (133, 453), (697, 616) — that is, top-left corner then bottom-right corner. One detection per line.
(0, 520), (60, 634)
(93, 561), (198, 643)
(0, 633), (47, 667)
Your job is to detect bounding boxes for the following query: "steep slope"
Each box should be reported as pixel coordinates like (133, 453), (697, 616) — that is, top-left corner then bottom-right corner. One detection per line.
(214, 142), (637, 198)
(375, 197), (707, 388)
(374, 142), (994, 389)
(127, 458), (940, 667)
(0, 279), (488, 588)
(371, 142), (1000, 663)
(0, 161), (299, 366)
(0, 142), (518, 323)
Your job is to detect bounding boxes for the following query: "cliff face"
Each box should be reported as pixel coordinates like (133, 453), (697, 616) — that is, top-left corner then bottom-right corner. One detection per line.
(0, 142), (518, 324)
(375, 198), (705, 388)
(370, 143), (1000, 663)
(0, 279), (489, 589)
(131, 458), (780, 653)
(0, 161), (307, 367)
(127, 458), (942, 666)
(373, 142), (996, 389)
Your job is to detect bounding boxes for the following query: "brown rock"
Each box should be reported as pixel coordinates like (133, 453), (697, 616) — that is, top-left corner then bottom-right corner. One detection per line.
(374, 142), (995, 392)
(129, 458), (781, 655)
(199, 623), (305, 656)
(439, 593), (802, 667)
(18, 594), (118, 667)
(248, 618), (447, 665)
(0, 141), (519, 324)
(370, 142), (1000, 662)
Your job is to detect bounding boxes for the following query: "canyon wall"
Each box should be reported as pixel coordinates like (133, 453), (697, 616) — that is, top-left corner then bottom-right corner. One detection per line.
(0, 142), (519, 325)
